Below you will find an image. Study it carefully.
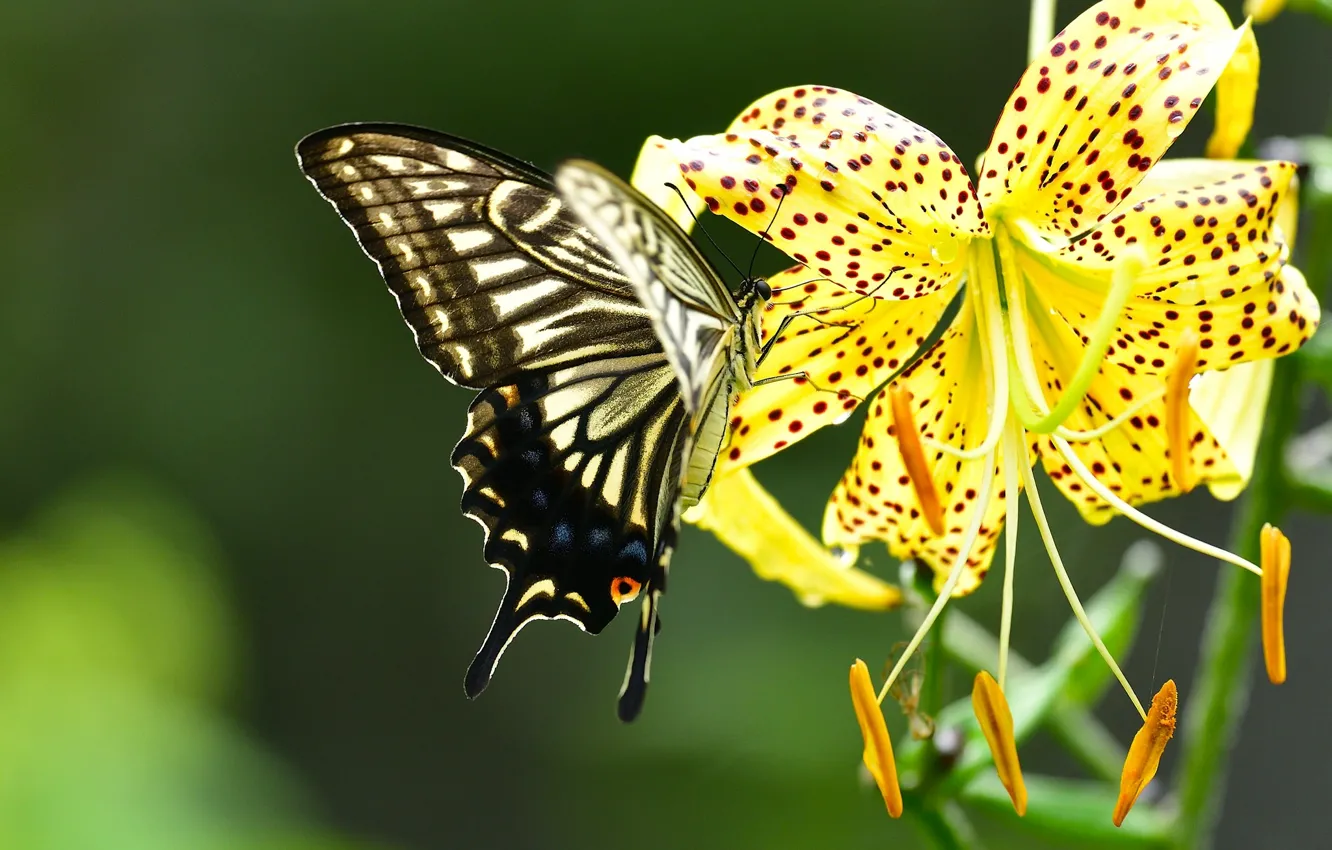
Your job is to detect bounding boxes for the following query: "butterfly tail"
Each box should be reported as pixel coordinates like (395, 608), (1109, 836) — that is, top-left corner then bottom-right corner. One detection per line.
(617, 521), (674, 723)
(463, 580), (530, 699)
(617, 587), (663, 722)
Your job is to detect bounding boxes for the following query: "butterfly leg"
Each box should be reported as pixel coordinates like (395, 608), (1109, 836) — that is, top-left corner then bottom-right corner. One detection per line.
(750, 371), (867, 405)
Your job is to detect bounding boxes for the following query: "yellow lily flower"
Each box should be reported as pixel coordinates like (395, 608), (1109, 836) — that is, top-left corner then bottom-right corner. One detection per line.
(632, 0), (1316, 799)
(1245, 0), (1288, 23)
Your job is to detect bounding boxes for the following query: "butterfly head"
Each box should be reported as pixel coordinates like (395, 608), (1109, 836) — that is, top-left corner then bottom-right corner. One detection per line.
(738, 276), (772, 311)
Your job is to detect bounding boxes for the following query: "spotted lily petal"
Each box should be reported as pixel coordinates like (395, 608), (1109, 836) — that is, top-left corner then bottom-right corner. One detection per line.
(1023, 160), (1316, 377)
(1026, 316), (1242, 520)
(715, 270), (956, 473)
(632, 138), (904, 610)
(978, 0), (1249, 238)
(1190, 161), (1299, 500)
(660, 86), (986, 298)
(631, 134), (707, 229)
(822, 302), (1014, 593)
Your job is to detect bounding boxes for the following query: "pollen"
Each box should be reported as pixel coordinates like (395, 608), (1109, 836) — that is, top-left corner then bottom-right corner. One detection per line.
(889, 383), (946, 536)
(1260, 523), (1291, 685)
(850, 659), (903, 817)
(972, 671), (1027, 816)
(1166, 328), (1201, 494)
(1114, 680), (1178, 827)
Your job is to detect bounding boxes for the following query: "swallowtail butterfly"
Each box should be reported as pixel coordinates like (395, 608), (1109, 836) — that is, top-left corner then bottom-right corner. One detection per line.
(296, 125), (769, 720)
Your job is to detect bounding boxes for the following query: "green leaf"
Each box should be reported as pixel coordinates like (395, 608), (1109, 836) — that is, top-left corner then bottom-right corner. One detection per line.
(962, 774), (1173, 847)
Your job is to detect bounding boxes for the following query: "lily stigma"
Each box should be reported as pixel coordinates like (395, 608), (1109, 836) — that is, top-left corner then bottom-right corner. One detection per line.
(630, 0), (1315, 820)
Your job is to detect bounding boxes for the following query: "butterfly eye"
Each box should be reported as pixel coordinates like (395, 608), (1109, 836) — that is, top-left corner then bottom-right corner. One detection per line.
(610, 576), (643, 606)
(753, 278), (772, 300)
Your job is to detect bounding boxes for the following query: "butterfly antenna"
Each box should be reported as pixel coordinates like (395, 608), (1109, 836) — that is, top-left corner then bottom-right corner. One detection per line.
(663, 182), (747, 280)
(748, 183), (788, 281)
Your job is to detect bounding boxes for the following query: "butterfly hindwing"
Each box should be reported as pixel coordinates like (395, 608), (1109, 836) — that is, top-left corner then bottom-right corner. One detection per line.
(452, 352), (689, 698)
(297, 124), (691, 717)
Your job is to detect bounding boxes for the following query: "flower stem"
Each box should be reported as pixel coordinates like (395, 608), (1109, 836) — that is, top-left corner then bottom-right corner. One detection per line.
(910, 800), (982, 850)
(1171, 354), (1297, 849)
(1173, 137), (1332, 848)
(1027, 0), (1057, 64)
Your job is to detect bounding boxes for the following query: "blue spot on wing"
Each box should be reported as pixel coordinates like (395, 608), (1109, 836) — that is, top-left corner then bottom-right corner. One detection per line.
(618, 539), (648, 568)
(550, 521), (574, 552)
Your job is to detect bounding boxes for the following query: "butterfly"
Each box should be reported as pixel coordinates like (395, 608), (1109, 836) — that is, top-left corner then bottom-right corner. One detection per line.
(296, 124), (772, 720)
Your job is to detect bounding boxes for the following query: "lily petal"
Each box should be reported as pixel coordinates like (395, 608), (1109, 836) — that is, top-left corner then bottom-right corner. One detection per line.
(688, 470), (902, 610)
(715, 269), (957, 473)
(978, 0), (1248, 238)
(658, 86), (985, 298)
(1205, 26), (1259, 159)
(1189, 357), (1274, 500)
(1025, 307), (1243, 520)
(1245, 0), (1287, 23)
(823, 302), (1012, 592)
(630, 134), (707, 229)
(1022, 160), (1317, 377)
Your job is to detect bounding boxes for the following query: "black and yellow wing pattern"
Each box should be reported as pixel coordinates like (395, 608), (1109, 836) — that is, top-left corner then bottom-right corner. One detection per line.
(556, 160), (770, 510)
(296, 124), (690, 719)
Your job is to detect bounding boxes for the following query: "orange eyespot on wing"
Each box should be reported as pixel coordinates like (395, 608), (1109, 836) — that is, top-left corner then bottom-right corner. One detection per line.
(611, 576), (643, 606)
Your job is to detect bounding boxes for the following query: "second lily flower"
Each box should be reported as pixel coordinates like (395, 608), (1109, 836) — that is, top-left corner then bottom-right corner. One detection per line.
(633, 0), (1316, 823)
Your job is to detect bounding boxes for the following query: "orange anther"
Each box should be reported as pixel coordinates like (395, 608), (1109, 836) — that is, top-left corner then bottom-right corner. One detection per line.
(972, 671), (1027, 816)
(1114, 680), (1178, 827)
(1165, 329), (1201, 495)
(849, 659), (903, 817)
(1260, 523), (1291, 685)
(889, 384), (945, 536)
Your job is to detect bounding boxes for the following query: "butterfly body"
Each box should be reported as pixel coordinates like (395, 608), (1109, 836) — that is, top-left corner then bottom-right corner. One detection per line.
(297, 125), (768, 720)
(555, 160), (772, 509)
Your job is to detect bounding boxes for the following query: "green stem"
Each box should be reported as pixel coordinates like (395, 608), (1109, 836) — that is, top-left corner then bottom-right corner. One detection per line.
(1174, 119), (1332, 847)
(922, 600), (949, 722)
(1288, 472), (1332, 512)
(1171, 355), (1298, 848)
(909, 800), (983, 850)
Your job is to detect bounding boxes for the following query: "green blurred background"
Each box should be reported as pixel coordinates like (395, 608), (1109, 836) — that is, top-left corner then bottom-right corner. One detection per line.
(1, 1), (1328, 848)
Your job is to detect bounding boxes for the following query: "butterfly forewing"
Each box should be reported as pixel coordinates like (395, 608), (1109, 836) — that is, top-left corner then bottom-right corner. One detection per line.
(297, 125), (690, 717)
(298, 126), (658, 388)
(556, 161), (741, 418)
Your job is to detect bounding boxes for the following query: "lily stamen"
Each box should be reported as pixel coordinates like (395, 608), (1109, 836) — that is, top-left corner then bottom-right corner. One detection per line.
(1053, 389), (1165, 443)
(889, 383), (946, 537)
(1051, 436), (1263, 578)
(1000, 235), (1147, 436)
(1166, 329), (1202, 494)
(877, 462), (998, 705)
(1019, 433), (1148, 720)
(972, 670), (1028, 816)
(850, 659), (904, 817)
(1114, 680), (1179, 827)
(1260, 523), (1291, 685)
